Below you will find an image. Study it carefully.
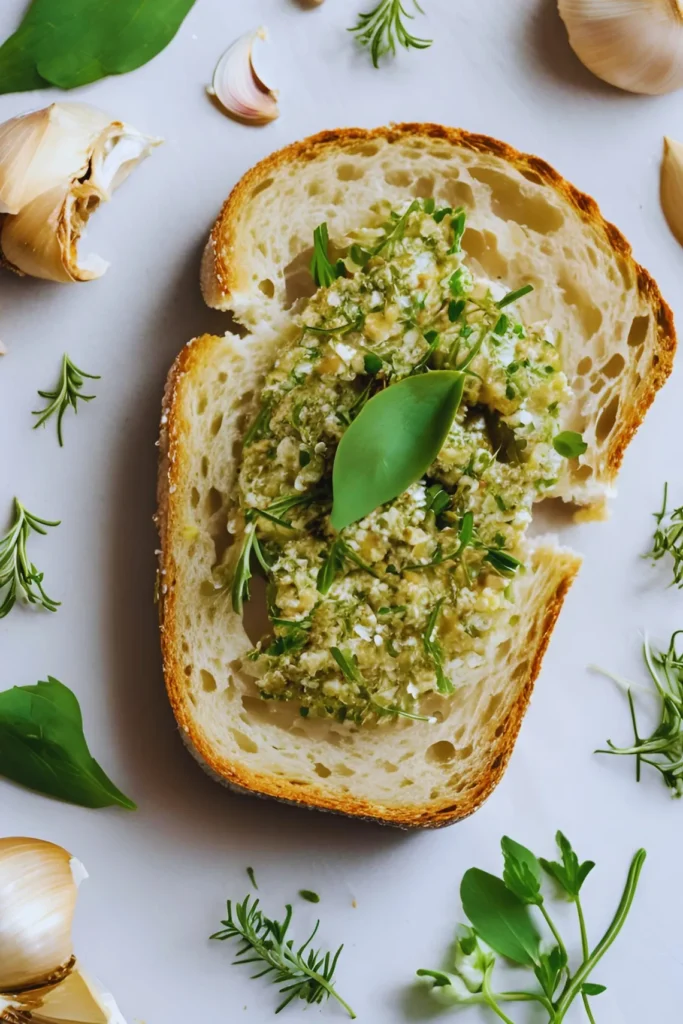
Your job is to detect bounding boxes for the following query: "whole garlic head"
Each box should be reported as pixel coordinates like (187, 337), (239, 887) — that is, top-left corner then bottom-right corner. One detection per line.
(558, 0), (683, 95)
(0, 103), (160, 283)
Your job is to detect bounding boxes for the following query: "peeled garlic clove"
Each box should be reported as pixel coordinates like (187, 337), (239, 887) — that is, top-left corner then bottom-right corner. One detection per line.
(0, 104), (111, 216)
(0, 838), (77, 992)
(1, 969), (127, 1024)
(661, 136), (683, 246)
(558, 0), (683, 95)
(208, 28), (279, 124)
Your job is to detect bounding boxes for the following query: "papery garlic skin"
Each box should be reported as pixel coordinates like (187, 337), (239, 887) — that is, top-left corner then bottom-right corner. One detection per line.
(558, 0), (683, 95)
(661, 136), (683, 246)
(0, 103), (160, 283)
(209, 28), (279, 124)
(0, 838), (77, 992)
(1, 969), (127, 1024)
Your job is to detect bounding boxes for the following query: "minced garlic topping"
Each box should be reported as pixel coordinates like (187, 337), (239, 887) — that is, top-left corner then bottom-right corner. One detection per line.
(230, 200), (571, 723)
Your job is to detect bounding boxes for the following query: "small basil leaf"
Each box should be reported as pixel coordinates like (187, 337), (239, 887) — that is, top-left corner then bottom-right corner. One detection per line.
(539, 831), (594, 899)
(582, 983), (606, 996)
(460, 868), (540, 966)
(330, 371), (464, 531)
(0, 0), (197, 93)
(501, 836), (543, 905)
(553, 431), (588, 459)
(0, 678), (135, 809)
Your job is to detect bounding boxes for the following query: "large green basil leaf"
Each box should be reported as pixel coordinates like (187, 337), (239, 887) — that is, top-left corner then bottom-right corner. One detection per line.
(460, 868), (541, 966)
(330, 371), (464, 532)
(0, 677), (135, 809)
(0, 0), (196, 93)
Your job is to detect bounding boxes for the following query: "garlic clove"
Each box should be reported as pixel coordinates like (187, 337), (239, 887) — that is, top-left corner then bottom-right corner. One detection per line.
(0, 104), (111, 216)
(558, 0), (683, 95)
(1, 969), (127, 1024)
(208, 28), (279, 125)
(0, 838), (76, 992)
(661, 136), (683, 246)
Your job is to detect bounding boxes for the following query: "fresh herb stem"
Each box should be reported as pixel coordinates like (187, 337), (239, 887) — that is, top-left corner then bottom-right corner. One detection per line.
(537, 903), (568, 978)
(32, 354), (99, 447)
(0, 499), (60, 618)
(349, 0), (432, 69)
(648, 481), (683, 587)
(554, 850), (646, 1022)
(482, 968), (516, 1024)
(575, 896), (596, 1024)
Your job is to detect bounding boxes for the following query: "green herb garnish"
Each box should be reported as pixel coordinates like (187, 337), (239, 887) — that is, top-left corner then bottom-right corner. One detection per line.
(330, 371), (464, 531)
(0, 677), (136, 809)
(247, 867), (259, 890)
(497, 284), (534, 309)
(0, 0), (196, 94)
(363, 352), (383, 375)
(648, 482), (683, 587)
(595, 631), (683, 796)
(423, 598), (453, 695)
(0, 499), (60, 618)
(418, 832), (645, 1023)
(32, 354), (100, 447)
(349, 0), (432, 69)
(484, 547), (523, 578)
(310, 223), (345, 288)
(553, 431), (588, 459)
(330, 647), (362, 683)
(299, 890), (321, 904)
(212, 895), (355, 1017)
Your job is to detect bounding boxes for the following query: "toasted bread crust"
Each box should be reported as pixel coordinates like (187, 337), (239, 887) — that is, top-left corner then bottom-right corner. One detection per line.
(157, 332), (580, 828)
(202, 122), (676, 485)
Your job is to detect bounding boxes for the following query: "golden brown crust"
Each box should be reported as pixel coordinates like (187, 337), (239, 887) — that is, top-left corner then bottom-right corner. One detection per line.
(157, 332), (580, 829)
(203, 122), (676, 483)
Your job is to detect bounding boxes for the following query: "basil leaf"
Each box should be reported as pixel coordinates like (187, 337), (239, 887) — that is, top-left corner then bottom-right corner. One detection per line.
(0, 0), (197, 93)
(582, 983), (606, 996)
(553, 431), (588, 459)
(460, 868), (540, 966)
(501, 836), (543, 905)
(330, 371), (464, 531)
(0, 677), (135, 809)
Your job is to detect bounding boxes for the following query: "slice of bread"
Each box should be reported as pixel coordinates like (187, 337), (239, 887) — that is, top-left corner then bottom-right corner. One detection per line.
(158, 124), (675, 828)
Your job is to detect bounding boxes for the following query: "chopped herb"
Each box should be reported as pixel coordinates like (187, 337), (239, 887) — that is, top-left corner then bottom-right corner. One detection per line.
(247, 867), (258, 890)
(494, 495), (507, 512)
(299, 890), (321, 904)
(373, 702), (436, 723)
(330, 647), (362, 683)
(299, 449), (311, 468)
(364, 352), (383, 375)
(449, 268), (468, 296)
(648, 482), (683, 588)
(317, 539), (347, 595)
(493, 314), (509, 336)
(244, 401), (272, 447)
(310, 223), (346, 288)
(350, 244), (371, 268)
(449, 207), (466, 253)
(448, 298), (466, 322)
(434, 205), (453, 224)
(484, 547), (522, 578)
(423, 599), (453, 694)
(425, 484), (451, 517)
(412, 330), (440, 373)
(553, 431), (588, 459)
(497, 284), (534, 309)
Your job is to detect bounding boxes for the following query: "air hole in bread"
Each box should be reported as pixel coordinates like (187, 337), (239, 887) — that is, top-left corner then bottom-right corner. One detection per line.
(495, 723), (505, 737)
(242, 575), (270, 645)
(443, 178), (474, 209)
(232, 729), (258, 753)
(576, 356), (592, 375)
(461, 229), (509, 280)
(559, 274), (602, 336)
(314, 762), (331, 778)
(181, 640), (189, 654)
(400, 778), (414, 787)
(413, 175), (435, 198)
(574, 464), (593, 481)
(513, 660), (529, 681)
(211, 413), (224, 437)
(601, 353), (625, 379)
(251, 177), (274, 198)
(190, 486), (200, 508)
(258, 279), (275, 298)
(201, 669), (217, 692)
(384, 169), (412, 187)
(199, 579), (218, 596)
(336, 163), (365, 182)
(218, 372), (228, 383)
(596, 394), (619, 443)
(485, 693), (503, 719)
(334, 763), (355, 777)
(430, 787), (441, 800)
(426, 740), (456, 764)
(589, 377), (604, 395)
(207, 487), (223, 515)
(628, 315), (649, 347)
(520, 169), (545, 187)
(283, 248), (318, 308)
(380, 761), (398, 773)
(352, 143), (380, 157)
(457, 743), (474, 760)
(184, 664), (192, 677)
(307, 180), (322, 197)
(201, 455), (209, 478)
(197, 394), (208, 415)
(470, 166), (565, 234)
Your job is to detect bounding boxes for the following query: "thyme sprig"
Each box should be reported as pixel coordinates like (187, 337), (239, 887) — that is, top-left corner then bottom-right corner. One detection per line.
(211, 895), (355, 1017)
(595, 631), (683, 796)
(350, 0), (432, 68)
(0, 499), (60, 618)
(33, 354), (100, 447)
(648, 482), (683, 587)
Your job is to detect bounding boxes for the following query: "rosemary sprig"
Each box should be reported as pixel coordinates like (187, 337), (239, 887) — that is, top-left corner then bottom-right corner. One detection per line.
(211, 895), (355, 1017)
(647, 482), (683, 587)
(350, 0), (432, 68)
(310, 223), (346, 289)
(594, 631), (683, 796)
(0, 499), (60, 618)
(423, 598), (453, 695)
(33, 354), (100, 447)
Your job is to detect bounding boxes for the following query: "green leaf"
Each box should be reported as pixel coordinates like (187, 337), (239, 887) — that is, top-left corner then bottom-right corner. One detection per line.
(0, 678), (135, 809)
(0, 0), (197, 93)
(299, 890), (321, 903)
(330, 371), (464, 531)
(501, 837), (543, 905)
(364, 353), (383, 375)
(460, 868), (540, 966)
(497, 284), (534, 309)
(310, 223), (345, 288)
(539, 831), (595, 900)
(553, 431), (588, 459)
(534, 946), (566, 999)
(582, 983), (606, 996)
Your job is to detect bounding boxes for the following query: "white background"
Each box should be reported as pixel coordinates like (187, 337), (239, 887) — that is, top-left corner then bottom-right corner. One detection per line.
(1, 1), (683, 1021)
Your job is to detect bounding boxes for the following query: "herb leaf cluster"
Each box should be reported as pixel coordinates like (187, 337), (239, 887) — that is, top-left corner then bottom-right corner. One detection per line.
(418, 832), (646, 1023)
(648, 482), (683, 587)
(0, 676), (136, 809)
(0, 499), (60, 618)
(33, 354), (100, 447)
(350, 0), (432, 69)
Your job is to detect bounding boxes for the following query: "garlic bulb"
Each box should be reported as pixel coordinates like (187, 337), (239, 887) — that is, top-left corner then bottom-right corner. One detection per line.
(661, 136), (683, 246)
(0, 838), (126, 1024)
(0, 103), (160, 283)
(208, 28), (279, 124)
(558, 0), (683, 95)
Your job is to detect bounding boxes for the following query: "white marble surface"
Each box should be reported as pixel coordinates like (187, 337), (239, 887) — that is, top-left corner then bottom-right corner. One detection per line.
(1, 0), (683, 1021)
